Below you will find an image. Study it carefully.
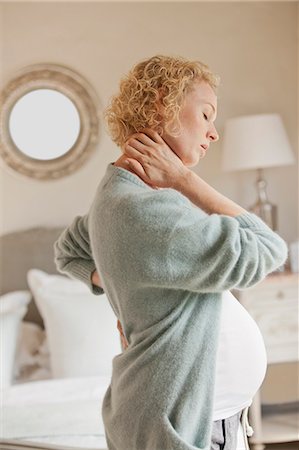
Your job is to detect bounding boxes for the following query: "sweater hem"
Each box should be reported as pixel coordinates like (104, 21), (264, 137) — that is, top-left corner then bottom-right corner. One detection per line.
(65, 259), (104, 295)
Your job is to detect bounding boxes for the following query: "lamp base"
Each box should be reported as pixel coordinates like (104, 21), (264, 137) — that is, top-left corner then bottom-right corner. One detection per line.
(249, 172), (278, 231)
(249, 200), (277, 231)
(250, 200), (285, 272)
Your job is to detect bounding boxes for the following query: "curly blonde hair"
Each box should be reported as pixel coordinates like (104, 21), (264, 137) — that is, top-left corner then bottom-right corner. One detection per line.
(104, 55), (220, 148)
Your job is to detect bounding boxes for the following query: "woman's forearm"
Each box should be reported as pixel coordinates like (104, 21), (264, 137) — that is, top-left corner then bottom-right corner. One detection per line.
(176, 169), (247, 217)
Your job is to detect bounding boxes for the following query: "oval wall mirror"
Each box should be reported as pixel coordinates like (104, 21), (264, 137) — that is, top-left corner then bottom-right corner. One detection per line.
(0, 64), (101, 180)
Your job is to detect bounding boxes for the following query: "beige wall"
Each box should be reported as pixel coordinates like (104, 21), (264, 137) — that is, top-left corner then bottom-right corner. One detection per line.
(1, 1), (298, 248)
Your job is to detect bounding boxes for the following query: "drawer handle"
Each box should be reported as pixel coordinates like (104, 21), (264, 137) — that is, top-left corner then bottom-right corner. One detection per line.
(276, 290), (285, 300)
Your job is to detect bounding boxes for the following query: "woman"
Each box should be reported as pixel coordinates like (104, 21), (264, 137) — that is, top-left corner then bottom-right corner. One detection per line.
(54, 55), (287, 450)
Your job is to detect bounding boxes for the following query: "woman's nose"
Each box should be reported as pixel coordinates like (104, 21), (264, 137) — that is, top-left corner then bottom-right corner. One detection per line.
(208, 124), (219, 142)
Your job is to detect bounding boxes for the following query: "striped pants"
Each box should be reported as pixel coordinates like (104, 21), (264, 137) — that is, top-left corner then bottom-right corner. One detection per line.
(211, 406), (254, 450)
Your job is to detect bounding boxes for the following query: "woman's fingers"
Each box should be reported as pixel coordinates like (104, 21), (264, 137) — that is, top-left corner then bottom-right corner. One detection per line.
(117, 320), (129, 350)
(129, 130), (176, 164)
(125, 136), (155, 157)
(125, 156), (146, 177)
(126, 137), (148, 152)
(139, 128), (163, 144)
(124, 153), (160, 189)
(123, 138), (153, 168)
(130, 132), (154, 147)
(117, 320), (122, 333)
(126, 129), (162, 149)
(123, 142), (144, 160)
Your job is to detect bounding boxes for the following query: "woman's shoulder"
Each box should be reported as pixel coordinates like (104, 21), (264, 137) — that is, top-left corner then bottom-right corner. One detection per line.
(96, 162), (208, 223)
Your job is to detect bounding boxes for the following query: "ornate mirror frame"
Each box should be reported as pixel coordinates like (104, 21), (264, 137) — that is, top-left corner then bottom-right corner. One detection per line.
(0, 64), (100, 180)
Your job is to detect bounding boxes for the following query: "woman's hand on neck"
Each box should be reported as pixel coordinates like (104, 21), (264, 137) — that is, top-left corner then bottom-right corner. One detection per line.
(113, 153), (132, 171)
(113, 154), (141, 178)
(113, 153), (158, 189)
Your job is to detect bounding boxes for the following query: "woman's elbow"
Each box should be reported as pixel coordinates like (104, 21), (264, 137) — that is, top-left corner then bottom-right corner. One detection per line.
(264, 234), (288, 271)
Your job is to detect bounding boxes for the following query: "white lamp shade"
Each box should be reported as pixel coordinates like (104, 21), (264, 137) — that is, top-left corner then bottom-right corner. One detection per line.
(221, 113), (295, 172)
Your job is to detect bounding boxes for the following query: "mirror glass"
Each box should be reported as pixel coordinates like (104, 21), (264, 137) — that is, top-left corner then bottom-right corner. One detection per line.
(9, 89), (81, 160)
(0, 64), (100, 180)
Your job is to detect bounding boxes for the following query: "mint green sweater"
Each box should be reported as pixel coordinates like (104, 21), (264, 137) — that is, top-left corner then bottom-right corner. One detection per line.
(54, 162), (287, 450)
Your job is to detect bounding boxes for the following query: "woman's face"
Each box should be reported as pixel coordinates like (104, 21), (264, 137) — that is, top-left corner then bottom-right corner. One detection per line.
(161, 80), (219, 167)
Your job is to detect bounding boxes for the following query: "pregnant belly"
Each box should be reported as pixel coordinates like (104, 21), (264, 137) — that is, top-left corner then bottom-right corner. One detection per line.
(213, 290), (267, 421)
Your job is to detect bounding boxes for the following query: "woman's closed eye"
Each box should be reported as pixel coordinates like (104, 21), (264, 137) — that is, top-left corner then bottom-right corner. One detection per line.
(203, 113), (208, 121)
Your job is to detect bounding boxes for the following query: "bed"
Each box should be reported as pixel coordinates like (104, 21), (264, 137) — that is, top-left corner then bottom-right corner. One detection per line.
(0, 226), (121, 450)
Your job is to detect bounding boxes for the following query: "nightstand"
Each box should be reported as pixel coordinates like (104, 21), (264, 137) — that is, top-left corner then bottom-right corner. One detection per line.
(233, 271), (299, 450)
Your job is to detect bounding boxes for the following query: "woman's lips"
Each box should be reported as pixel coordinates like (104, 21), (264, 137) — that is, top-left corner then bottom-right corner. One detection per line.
(199, 146), (207, 158)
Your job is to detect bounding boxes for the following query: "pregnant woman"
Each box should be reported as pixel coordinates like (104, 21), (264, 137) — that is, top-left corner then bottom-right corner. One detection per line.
(54, 55), (287, 450)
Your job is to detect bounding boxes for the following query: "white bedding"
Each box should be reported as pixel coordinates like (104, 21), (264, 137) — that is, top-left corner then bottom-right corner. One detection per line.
(1, 376), (111, 449)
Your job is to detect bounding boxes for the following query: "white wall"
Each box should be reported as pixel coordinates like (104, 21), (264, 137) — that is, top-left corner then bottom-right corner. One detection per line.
(1, 1), (298, 245)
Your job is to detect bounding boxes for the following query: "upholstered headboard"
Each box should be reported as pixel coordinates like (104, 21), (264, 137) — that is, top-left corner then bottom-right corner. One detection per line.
(0, 226), (66, 328)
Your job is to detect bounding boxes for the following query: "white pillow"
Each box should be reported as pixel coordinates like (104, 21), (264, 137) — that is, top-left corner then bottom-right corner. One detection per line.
(0, 291), (31, 388)
(27, 269), (121, 378)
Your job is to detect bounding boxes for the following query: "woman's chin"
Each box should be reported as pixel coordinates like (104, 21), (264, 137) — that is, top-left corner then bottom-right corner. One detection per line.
(185, 154), (204, 167)
(185, 161), (198, 168)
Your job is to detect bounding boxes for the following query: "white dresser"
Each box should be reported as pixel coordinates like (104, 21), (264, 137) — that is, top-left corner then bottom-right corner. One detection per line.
(233, 271), (299, 450)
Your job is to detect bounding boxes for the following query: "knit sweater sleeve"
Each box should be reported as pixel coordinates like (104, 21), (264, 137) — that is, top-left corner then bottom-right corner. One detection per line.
(126, 191), (288, 293)
(53, 214), (104, 295)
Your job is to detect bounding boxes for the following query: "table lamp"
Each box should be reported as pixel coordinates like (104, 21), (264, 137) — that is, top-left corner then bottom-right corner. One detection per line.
(221, 113), (295, 230)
